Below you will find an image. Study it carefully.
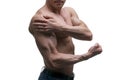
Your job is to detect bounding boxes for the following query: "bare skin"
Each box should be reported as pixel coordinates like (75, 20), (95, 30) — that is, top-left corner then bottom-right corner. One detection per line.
(29, 0), (102, 76)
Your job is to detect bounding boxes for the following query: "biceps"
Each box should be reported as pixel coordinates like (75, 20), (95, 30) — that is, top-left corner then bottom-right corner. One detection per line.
(71, 17), (81, 26)
(71, 17), (87, 28)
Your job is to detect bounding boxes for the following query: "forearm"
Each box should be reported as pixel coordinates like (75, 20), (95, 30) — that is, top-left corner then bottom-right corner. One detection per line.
(61, 24), (92, 40)
(52, 53), (90, 66)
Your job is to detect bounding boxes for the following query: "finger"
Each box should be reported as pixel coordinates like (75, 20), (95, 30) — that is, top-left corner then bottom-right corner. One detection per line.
(35, 28), (44, 32)
(36, 28), (53, 32)
(32, 22), (47, 26)
(88, 44), (98, 52)
(34, 19), (47, 23)
(97, 47), (103, 53)
(43, 15), (53, 19)
(38, 27), (52, 30)
(94, 43), (100, 47)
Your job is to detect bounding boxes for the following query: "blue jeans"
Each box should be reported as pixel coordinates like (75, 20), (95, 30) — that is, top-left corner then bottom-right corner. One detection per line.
(38, 68), (74, 80)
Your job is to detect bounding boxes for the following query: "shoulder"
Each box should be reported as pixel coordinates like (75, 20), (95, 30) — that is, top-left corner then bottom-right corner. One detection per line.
(32, 9), (43, 20)
(62, 7), (75, 11)
(62, 7), (80, 26)
(62, 7), (76, 15)
(29, 8), (46, 35)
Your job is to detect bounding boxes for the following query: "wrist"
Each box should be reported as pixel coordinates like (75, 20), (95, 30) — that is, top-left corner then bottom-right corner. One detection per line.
(61, 24), (72, 32)
(82, 53), (90, 60)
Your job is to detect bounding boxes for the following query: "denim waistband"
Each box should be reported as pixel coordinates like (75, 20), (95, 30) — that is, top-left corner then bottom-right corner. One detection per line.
(42, 68), (74, 80)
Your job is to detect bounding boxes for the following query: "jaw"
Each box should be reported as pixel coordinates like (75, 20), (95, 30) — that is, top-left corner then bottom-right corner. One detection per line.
(46, 0), (66, 13)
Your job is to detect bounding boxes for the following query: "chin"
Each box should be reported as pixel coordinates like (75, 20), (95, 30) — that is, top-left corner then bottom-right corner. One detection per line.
(56, 5), (64, 8)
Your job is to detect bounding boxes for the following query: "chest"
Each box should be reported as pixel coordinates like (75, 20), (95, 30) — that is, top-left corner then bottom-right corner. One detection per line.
(43, 10), (74, 53)
(54, 10), (72, 38)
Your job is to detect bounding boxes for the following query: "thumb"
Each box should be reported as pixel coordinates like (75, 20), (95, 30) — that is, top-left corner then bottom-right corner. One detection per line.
(43, 15), (53, 19)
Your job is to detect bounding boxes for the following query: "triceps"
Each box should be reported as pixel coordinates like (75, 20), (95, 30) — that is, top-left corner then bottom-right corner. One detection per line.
(34, 31), (57, 54)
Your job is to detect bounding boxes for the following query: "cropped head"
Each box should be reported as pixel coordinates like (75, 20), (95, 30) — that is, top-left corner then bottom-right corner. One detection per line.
(46, 0), (66, 9)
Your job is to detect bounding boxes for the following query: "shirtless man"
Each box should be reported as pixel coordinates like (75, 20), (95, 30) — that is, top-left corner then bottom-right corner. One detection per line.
(29, 0), (102, 80)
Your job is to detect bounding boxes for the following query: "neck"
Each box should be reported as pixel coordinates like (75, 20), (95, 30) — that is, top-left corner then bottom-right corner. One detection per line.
(45, 2), (62, 14)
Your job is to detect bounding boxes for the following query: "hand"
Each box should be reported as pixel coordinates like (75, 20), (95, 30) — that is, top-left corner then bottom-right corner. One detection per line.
(86, 43), (102, 59)
(30, 15), (51, 32)
(31, 15), (67, 32)
(42, 15), (67, 32)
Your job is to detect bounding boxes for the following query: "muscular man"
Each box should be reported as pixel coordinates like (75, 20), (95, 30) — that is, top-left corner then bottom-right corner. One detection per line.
(29, 0), (102, 80)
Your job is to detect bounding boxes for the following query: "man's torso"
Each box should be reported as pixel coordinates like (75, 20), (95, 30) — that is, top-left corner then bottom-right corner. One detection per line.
(34, 7), (75, 75)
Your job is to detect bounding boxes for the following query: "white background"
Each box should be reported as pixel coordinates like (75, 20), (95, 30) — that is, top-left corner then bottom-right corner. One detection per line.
(0, 0), (120, 80)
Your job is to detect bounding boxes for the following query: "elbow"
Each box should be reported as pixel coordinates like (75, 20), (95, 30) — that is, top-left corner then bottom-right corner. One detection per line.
(85, 32), (93, 41)
(50, 56), (64, 68)
(88, 33), (93, 41)
(50, 54), (61, 65)
(52, 57), (61, 64)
